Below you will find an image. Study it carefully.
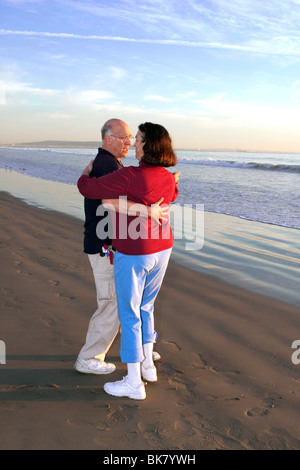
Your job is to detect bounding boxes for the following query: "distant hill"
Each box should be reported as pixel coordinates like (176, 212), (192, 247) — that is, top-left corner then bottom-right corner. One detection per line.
(6, 140), (101, 148)
(0, 141), (254, 152)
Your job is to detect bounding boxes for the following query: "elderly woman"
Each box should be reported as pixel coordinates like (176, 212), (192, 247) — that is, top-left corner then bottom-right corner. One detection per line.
(77, 122), (179, 400)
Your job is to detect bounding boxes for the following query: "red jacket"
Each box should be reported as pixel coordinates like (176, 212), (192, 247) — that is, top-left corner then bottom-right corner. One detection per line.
(77, 161), (179, 255)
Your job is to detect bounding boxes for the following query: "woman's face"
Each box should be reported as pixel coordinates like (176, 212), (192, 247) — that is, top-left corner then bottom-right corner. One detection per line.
(134, 130), (145, 161)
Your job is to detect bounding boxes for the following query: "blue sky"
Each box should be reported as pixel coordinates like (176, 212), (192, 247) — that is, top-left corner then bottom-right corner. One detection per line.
(1, 0), (300, 151)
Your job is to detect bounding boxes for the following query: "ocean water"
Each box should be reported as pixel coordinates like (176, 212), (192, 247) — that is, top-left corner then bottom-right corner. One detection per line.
(0, 146), (299, 306)
(0, 146), (299, 229)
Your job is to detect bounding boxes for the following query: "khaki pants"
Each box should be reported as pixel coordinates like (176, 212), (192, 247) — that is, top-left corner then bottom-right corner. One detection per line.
(78, 253), (119, 362)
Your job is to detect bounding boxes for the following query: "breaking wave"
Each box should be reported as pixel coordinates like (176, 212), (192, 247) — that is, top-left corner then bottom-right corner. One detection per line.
(178, 158), (300, 173)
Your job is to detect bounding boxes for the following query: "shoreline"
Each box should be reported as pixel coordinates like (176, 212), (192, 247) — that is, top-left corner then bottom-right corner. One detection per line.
(0, 168), (299, 307)
(0, 191), (300, 450)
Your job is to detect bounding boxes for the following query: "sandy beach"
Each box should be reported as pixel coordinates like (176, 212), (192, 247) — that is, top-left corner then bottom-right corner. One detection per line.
(1, 190), (300, 450)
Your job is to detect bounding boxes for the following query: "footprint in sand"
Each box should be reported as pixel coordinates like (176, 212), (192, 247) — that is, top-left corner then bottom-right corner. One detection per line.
(4, 299), (22, 309)
(17, 269), (32, 276)
(1, 288), (22, 309)
(137, 421), (161, 443)
(108, 404), (139, 425)
(67, 417), (97, 428)
(38, 256), (50, 262)
(55, 293), (75, 300)
(1, 287), (14, 295)
(167, 375), (196, 400)
(42, 317), (57, 327)
(13, 260), (22, 267)
(0, 238), (12, 249)
(162, 339), (182, 351)
(244, 406), (269, 417)
(107, 407), (129, 426)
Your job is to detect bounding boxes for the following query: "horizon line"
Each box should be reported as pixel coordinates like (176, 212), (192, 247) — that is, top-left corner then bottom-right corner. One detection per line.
(1, 141), (299, 154)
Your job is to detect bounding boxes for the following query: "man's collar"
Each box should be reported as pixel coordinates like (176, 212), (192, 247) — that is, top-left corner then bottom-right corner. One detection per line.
(98, 147), (123, 165)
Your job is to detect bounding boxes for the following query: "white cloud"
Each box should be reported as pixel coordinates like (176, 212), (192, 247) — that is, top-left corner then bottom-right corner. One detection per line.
(1, 28), (300, 56)
(51, 0), (300, 55)
(144, 94), (171, 102)
(69, 89), (112, 104)
(107, 66), (128, 81)
(192, 94), (300, 129)
(0, 74), (113, 107)
(3, 79), (60, 96)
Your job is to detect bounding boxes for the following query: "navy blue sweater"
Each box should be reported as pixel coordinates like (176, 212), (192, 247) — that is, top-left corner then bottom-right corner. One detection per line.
(83, 148), (123, 254)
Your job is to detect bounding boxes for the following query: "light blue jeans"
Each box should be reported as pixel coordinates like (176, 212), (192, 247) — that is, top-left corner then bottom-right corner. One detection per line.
(114, 248), (172, 363)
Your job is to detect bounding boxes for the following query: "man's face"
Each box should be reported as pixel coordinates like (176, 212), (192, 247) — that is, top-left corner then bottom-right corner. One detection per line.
(105, 121), (132, 160)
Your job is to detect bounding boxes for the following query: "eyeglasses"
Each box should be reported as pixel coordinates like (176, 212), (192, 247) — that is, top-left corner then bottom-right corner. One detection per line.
(109, 134), (134, 144)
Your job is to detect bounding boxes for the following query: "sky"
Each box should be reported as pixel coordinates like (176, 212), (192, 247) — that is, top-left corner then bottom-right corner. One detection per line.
(1, 0), (300, 151)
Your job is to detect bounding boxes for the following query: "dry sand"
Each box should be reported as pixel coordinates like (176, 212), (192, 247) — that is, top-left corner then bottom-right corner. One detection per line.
(0, 191), (300, 450)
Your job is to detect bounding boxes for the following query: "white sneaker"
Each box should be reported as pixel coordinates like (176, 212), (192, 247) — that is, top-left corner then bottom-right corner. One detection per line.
(153, 351), (161, 362)
(141, 364), (157, 382)
(104, 376), (146, 400)
(74, 357), (116, 375)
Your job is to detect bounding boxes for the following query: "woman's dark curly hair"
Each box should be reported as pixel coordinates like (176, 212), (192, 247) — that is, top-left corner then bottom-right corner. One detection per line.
(139, 122), (177, 167)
